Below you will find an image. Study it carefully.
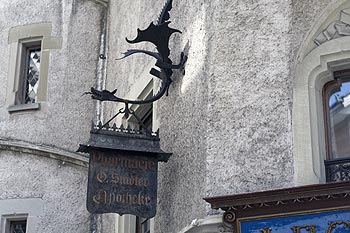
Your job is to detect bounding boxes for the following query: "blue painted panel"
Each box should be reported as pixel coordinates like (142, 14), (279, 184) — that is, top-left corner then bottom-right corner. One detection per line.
(240, 209), (350, 232)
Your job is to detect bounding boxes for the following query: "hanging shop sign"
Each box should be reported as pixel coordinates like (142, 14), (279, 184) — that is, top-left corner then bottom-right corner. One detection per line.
(78, 128), (171, 218)
(87, 150), (158, 218)
(204, 181), (350, 233)
(79, 0), (186, 219)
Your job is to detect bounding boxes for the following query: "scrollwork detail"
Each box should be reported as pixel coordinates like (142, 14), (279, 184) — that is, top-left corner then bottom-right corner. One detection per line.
(326, 220), (350, 233)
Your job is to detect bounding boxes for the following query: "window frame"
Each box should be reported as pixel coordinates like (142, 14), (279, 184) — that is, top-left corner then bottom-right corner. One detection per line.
(18, 40), (42, 105)
(136, 217), (151, 233)
(322, 70), (350, 182)
(1, 214), (28, 233)
(7, 218), (27, 233)
(293, 40), (350, 184)
(6, 23), (62, 113)
(292, 0), (350, 185)
(129, 83), (153, 233)
(322, 70), (350, 160)
(113, 79), (155, 233)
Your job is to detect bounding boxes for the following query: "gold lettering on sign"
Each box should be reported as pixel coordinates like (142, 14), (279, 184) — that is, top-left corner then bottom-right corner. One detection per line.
(326, 221), (350, 233)
(92, 153), (156, 170)
(92, 190), (151, 206)
(260, 228), (272, 233)
(92, 152), (102, 164)
(93, 190), (107, 205)
(96, 171), (107, 183)
(290, 225), (316, 233)
(110, 173), (149, 187)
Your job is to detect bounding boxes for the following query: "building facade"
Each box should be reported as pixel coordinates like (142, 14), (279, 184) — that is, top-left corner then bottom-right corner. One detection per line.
(0, 0), (107, 232)
(1, 0), (350, 232)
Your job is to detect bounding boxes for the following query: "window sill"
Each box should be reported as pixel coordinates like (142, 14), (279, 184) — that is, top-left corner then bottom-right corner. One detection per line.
(7, 103), (40, 113)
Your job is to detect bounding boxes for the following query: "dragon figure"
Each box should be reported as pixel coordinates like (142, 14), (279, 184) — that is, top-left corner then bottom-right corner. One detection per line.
(87, 0), (187, 106)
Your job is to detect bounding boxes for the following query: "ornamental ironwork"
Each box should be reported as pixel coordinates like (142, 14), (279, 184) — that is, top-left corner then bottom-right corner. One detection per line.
(85, 0), (187, 129)
(79, 0), (186, 218)
(325, 158), (350, 182)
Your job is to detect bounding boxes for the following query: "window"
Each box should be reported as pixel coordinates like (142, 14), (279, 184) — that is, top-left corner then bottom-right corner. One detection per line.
(293, 2), (350, 185)
(132, 94), (153, 132)
(323, 70), (350, 182)
(6, 23), (62, 112)
(0, 198), (43, 233)
(133, 89), (152, 233)
(136, 217), (150, 233)
(1, 215), (28, 233)
(9, 220), (27, 233)
(114, 79), (155, 233)
(17, 41), (41, 105)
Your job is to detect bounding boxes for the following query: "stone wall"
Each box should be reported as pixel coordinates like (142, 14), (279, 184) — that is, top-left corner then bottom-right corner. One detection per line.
(0, 0), (107, 232)
(0, 149), (89, 233)
(0, 150), (90, 233)
(105, 0), (339, 232)
(0, 0), (105, 151)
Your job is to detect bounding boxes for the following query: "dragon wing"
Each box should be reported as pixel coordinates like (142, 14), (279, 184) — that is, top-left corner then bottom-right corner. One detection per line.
(125, 22), (180, 60)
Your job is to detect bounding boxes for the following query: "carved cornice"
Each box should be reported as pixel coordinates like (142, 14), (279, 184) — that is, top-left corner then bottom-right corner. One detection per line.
(0, 138), (88, 167)
(204, 181), (350, 210)
(204, 182), (350, 230)
(314, 8), (350, 46)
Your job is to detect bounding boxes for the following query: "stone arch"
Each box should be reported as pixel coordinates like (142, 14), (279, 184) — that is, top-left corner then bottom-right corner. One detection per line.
(293, 0), (350, 185)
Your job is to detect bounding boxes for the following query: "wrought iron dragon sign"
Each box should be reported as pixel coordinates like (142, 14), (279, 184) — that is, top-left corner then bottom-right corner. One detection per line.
(85, 0), (187, 129)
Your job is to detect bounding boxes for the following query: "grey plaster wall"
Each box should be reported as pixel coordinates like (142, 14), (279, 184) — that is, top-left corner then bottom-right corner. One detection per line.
(103, 0), (159, 120)
(0, 0), (108, 232)
(0, 149), (89, 233)
(106, 0), (340, 232)
(0, 0), (105, 152)
(204, 0), (295, 198)
(106, 2), (211, 232)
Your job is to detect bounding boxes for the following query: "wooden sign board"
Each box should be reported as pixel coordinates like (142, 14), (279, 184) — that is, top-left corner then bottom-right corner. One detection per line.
(87, 149), (158, 218)
(205, 181), (350, 233)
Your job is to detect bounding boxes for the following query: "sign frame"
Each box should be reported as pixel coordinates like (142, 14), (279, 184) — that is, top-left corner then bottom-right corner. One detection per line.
(204, 181), (350, 233)
(87, 149), (158, 218)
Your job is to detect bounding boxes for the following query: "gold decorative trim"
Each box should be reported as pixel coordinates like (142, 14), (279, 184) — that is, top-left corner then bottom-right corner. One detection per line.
(326, 220), (350, 233)
(236, 206), (350, 233)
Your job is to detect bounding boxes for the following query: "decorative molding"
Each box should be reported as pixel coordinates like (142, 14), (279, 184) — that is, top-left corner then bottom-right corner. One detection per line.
(204, 181), (350, 229)
(0, 138), (88, 167)
(314, 8), (350, 46)
(326, 221), (350, 233)
(204, 181), (350, 210)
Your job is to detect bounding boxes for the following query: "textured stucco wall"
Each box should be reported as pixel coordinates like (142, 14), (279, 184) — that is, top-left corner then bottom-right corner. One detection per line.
(0, 0), (105, 152)
(106, 1), (210, 232)
(155, 0), (212, 231)
(204, 0), (294, 198)
(106, 0), (342, 232)
(0, 0), (107, 232)
(0, 150), (89, 233)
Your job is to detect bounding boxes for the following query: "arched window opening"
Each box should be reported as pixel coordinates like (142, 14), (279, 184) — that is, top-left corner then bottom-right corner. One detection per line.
(324, 69), (350, 182)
